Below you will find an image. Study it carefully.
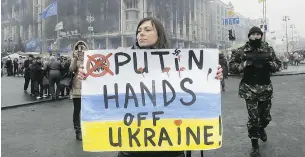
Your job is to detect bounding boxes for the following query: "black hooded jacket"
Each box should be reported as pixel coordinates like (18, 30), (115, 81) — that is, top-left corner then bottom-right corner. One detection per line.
(30, 62), (43, 81)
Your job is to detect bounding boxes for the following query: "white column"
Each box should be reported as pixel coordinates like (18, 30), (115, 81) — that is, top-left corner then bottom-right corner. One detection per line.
(183, 8), (186, 40)
(106, 37), (109, 48)
(20, 25), (24, 40)
(170, 3), (174, 35)
(28, 25), (32, 39)
(189, 0), (192, 42)
(120, 0), (124, 47)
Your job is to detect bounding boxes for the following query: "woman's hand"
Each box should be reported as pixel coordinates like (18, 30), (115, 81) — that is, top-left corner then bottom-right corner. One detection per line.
(215, 65), (223, 80)
(77, 65), (87, 80)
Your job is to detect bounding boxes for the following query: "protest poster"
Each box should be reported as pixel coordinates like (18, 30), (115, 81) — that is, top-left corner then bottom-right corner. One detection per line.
(81, 49), (222, 151)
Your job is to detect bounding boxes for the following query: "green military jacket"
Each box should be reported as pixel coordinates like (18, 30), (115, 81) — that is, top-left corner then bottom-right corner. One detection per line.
(229, 41), (282, 101)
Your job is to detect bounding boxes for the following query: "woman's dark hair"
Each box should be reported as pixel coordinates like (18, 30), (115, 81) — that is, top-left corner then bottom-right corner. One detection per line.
(135, 17), (170, 49)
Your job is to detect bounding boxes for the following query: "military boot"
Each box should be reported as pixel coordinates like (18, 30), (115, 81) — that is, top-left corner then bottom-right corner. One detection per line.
(259, 128), (267, 142)
(73, 118), (82, 141)
(250, 139), (260, 157)
(75, 128), (82, 141)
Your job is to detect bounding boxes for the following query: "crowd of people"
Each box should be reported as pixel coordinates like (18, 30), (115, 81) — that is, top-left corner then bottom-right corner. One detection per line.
(280, 51), (304, 69)
(2, 56), (25, 77)
(2, 55), (72, 100)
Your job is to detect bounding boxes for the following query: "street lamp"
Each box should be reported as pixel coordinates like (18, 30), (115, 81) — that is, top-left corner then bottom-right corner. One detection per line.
(290, 24), (296, 51)
(290, 24), (295, 41)
(86, 13), (95, 49)
(283, 16), (290, 54)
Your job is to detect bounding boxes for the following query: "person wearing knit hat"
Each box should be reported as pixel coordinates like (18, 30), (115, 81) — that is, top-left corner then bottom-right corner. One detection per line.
(248, 26), (263, 38)
(229, 26), (282, 157)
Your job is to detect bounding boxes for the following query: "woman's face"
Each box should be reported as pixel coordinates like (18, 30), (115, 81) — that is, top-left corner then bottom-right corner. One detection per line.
(137, 20), (158, 48)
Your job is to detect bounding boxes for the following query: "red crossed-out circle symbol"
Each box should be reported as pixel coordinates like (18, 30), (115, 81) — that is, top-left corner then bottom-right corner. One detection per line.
(86, 53), (114, 78)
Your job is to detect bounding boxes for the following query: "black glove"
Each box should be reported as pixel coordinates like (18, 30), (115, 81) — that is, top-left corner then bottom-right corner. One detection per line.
(252, 59), (268, 68)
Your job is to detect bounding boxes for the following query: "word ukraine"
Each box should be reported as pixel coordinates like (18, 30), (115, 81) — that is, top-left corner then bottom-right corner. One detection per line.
(81, 49), (222, 151)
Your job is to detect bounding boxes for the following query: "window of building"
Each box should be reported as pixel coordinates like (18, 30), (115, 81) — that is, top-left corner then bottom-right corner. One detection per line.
(126, 0), (138, 9)
(146, 11), (153, 17)
(126, 12), (129, 20)
(126, 22), (137, 31)
(126, 11), (138, 20)
(126, 23), (133, 30)
(196, 0), (200, 10)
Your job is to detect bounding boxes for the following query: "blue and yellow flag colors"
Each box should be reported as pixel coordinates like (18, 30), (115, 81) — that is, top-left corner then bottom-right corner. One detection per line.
(81, 49), (222, 151)
(39, 1), (57, 19)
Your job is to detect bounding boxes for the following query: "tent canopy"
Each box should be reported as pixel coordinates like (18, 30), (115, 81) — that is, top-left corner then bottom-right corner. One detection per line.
(2, 53), (24, 59)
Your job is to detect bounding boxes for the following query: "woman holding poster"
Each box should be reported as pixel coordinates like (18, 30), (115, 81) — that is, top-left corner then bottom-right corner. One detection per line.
(78, 17), (223, 157)
(70, 40), (89, 141)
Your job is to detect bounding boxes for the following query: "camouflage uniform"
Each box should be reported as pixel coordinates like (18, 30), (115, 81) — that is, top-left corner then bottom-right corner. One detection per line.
(229, 41), (281, 139)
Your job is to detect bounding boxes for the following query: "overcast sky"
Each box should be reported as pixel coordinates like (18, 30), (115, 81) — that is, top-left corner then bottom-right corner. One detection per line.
(221, 0), (305, 38)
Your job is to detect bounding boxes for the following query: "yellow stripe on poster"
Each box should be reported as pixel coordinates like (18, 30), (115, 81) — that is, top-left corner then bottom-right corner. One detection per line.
(82, 117), (222, 151)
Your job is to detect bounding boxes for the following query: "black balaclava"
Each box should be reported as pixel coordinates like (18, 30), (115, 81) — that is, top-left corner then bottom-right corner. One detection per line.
(248, 26), (263, 48)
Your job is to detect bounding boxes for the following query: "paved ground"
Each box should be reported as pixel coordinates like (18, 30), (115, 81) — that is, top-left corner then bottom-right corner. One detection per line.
(277, 64), (305, 74)
(0, 76), (37, 107)
(2, 75), (305, 157)
(1, 76), (67, 108)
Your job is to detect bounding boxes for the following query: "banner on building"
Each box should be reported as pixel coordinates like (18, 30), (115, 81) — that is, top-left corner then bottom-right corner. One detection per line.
(25, 38), (40, 52)
(81, 49), (222, 151)
(223, 18), (240, 25)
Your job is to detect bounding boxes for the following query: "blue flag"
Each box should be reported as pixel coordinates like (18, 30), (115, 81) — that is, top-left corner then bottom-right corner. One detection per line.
(39, 1), (57, 20)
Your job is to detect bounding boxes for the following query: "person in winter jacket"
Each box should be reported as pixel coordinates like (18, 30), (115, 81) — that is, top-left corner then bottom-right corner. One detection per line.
(32, 57), (44, 99)
(13, 58), (19, 76)
(60, 57), (71, 96)
(69, 40), (89, 141)
(43, 56), (62, 99)
(23, 55), (34, 93)
(5, 57), (13, 76)
(229, 26), (282, 157)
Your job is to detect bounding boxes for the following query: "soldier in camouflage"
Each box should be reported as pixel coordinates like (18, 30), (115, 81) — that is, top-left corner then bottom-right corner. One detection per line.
(229, 26), (281, 157)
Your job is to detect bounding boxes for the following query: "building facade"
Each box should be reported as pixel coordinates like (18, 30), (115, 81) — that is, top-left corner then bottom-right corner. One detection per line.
(2, 0), (249, 52)
(207, 0), (232, 49)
